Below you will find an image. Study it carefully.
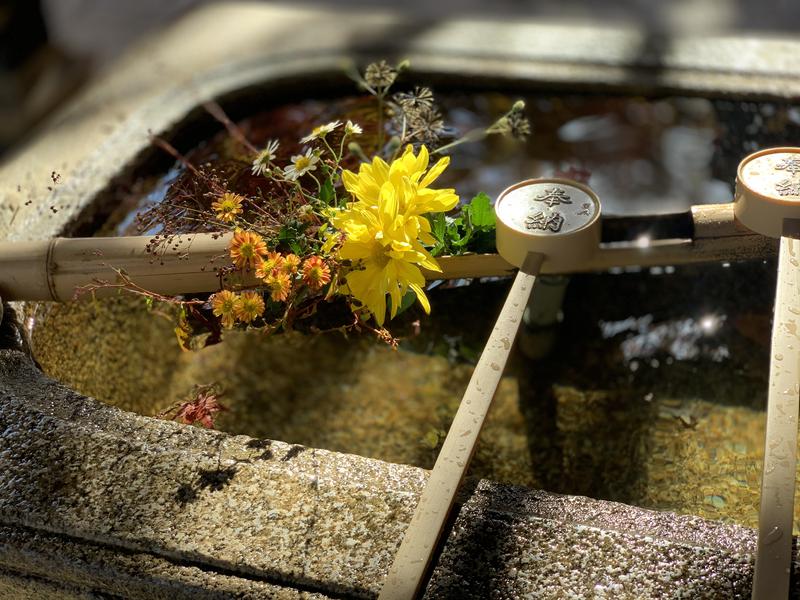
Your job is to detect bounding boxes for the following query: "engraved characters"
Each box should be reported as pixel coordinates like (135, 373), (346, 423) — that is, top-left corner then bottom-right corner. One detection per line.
(526, 186), (571, 233)
(775, 156), (800, 197)
(526, 211), (565, 232)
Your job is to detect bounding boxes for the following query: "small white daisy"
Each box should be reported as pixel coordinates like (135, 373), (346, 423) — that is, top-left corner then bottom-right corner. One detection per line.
(344, 120), (363, 136)
(300, 120), (342, 144)
(251, 139), (280, 176)
(284, 148), (320, 181)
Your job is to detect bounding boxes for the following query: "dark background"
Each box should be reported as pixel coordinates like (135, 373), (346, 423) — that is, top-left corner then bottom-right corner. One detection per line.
(1, 0), (798, 155)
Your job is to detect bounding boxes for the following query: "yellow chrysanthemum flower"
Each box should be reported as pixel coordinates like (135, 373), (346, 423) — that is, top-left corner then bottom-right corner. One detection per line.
(341, 144), (458, 219)
(333, 145), (460, 325)
(332, 193), (441, 326)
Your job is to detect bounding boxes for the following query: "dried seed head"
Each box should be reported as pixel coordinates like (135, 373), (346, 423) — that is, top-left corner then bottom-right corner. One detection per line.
(364, 60), (397, 89)
(393, 86), (435, 112)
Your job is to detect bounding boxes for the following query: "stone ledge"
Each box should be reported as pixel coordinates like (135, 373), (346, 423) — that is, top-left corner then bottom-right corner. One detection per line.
(0, 347), (786, 598)
(0, 525), (331, 600)
(0, 349), (426, 598)
(0, 567), (94, 600)
(430, 480), (759, 599)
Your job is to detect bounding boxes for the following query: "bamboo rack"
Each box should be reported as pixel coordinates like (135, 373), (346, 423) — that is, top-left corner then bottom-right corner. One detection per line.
(0, 203), (775, 302)
(380, 252), (544, 598)
(752, 228), (800, 600)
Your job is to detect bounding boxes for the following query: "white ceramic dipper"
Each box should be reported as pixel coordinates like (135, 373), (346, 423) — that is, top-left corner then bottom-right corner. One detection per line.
(736, 147), (800, 600)
(379, 178), (601, 599)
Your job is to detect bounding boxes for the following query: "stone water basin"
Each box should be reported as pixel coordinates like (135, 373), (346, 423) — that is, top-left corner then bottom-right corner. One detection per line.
(25, 88), (793, 532)
(7, 7), (800, 595)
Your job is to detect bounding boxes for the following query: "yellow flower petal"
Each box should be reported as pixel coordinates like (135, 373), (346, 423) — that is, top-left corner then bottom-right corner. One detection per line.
(420, 156), (450, 188)
(409, 283), (431, 314)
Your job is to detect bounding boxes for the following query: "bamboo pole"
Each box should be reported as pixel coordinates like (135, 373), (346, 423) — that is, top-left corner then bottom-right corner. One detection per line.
(732, 147), (800, 600)
(0, 203), (776, 302)
(379, 252), (543, 599)
(751, 225), (800, 600)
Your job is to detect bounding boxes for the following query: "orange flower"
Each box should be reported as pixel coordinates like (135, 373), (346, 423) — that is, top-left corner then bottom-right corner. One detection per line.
(211, 192), (244, 222)
(229, 229), (267, 269)
(255, 251), (284, 281)
(269, 251), (285, 273)
(282, 253), (301, 274)
(302, 256), (331, 290)
(210, 290), (239, 328)
(234, 290), (265, 324)
(267, 271), (292, 302)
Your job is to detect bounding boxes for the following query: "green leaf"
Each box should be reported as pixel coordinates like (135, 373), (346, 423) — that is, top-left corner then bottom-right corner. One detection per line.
(450, 231), (471, 248)
(468, 230), (496, 254)
(319, 177), (335, 205)
(278, 224), (304, 255)
(425, 213), (446, 256)
(424, 192), (497, 257)
(428, 212), (446, 241)
(398, 290), (417, 314)
(465, 192), (495, 229)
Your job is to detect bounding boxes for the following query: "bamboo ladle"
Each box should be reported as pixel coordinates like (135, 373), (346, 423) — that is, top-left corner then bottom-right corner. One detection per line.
(379, 178), (602, 598)
(735, 147), (800, 600)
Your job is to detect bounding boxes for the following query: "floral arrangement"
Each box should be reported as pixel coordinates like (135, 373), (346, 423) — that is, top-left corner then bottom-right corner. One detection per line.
(119, 60), (530, 368)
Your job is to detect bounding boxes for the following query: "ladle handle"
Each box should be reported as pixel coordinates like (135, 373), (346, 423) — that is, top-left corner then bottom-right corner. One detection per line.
(753, 228), (800, 600)
(379, 252), (543, 600)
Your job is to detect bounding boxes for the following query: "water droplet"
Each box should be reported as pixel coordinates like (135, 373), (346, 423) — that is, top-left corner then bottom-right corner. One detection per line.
(490, 362), (501, 371)
(785, 320), (799, 338)
(501, 337), (511, 350)
(765, 526), (783, 545)
(775, 353), (784, 361)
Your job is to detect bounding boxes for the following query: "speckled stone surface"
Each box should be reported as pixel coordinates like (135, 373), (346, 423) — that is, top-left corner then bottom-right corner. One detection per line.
(0, 344), (789, 599)
(0, 569), (92, 600)
(0, 525), (332, 599)
(426, 481), (769, 599)
(0, 349), (427, 598)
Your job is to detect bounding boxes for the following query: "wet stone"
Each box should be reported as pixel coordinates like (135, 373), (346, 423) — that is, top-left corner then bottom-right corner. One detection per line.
(0, 347), (785, 598)
(0, 349), (427, 597)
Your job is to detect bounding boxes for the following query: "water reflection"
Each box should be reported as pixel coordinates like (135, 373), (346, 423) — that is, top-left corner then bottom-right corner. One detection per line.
(600, 313), (730, 363)
(102, 92), (800, 234)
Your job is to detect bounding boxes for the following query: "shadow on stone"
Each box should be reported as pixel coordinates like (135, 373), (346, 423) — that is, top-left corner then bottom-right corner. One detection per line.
(197, 466), (238, 492)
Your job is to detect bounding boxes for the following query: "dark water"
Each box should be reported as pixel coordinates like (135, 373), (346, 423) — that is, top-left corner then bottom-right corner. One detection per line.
(101, 92), (800, 235)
